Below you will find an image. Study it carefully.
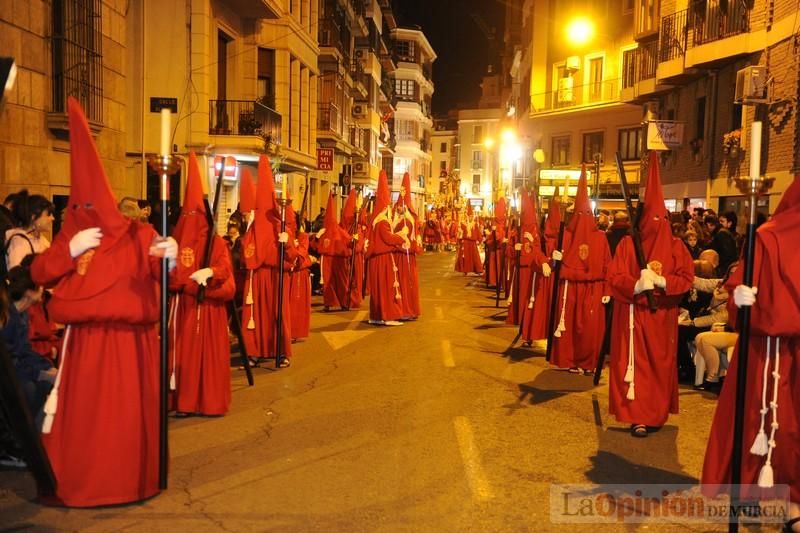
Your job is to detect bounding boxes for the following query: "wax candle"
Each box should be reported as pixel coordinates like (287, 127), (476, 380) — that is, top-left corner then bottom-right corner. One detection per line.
(160, 108), (171, 156)
(750, 121), (761, 179)
(282, 175), (288, 199)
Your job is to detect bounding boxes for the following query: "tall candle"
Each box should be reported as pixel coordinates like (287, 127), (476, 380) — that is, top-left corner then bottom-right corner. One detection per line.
(160, 108), (171, 156)
(750, 121), (762, 179)
(282, 175), (288, 199)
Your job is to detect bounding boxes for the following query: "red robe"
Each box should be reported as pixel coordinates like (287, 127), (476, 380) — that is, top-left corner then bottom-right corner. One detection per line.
(169, 236), (234, 415)
(549, 231), (611, 370)
(606, 236), (694, 426)
(522, 234), (557, 341)
(506, 231), (548, 327)
(366, 218), (406, 321)
(455, 221), (483, 274)
(393, 212), (421, 318)
(289, 233), (312, 340)
(32, 222), (161, 507)
(702, 183), (800, 503)
(484, 226), (506, 288)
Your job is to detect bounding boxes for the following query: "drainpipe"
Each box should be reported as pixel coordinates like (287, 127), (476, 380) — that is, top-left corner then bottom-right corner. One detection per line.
(706, 69), (718, 208)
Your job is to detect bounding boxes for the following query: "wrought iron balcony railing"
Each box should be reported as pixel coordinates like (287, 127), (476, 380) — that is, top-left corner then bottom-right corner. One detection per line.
(692, 0), (749, 45)
(622, 41), (658, 89)
(659, 9), (689, 62)
(532, 79), (619, 113)
(317, 102), (343, 137)
(208, 99), (281, 145)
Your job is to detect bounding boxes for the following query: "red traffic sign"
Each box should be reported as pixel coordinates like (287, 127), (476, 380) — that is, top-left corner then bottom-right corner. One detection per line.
(317, 148), (334, 171)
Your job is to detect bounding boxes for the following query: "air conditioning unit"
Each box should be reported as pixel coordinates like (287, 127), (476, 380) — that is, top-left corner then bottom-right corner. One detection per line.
(353, 104), (367, 117)
(353, 162), (367, 175)
(472, 184), (481, 194)
(735, 66), (768, 104)
(557, 76), (575, 103)
(566, 56), (581, 71)
(355, 49), (365, 59)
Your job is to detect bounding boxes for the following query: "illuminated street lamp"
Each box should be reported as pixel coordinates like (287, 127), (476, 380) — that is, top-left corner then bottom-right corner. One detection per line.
(565, 16), (595, 47)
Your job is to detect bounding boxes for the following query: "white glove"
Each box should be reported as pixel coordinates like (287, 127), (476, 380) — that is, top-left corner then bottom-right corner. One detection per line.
(601, 295), (611, 304)
(541, 262), (552, 278)
(398, 226), (409, 236)
(316, 228), (326, 239)
(484, 229), (490, 236)
(152, 237), (179, 271)
(69, 227), (103, 258)
(352, 234), (359, 241)
(492, 225), (497, 231)
(278, 232), (289, 243)
(189, 267), (214, 286)
(653, 275), (666, 289)
(634, 269), (655, 295)
(514, 243), (522, 251)
(502, 238), (508, 244)
(733, 285), (757, 307)
(293, 239), (300, 247)
(364, 239), (370, 251)
(246, 211), (255, 229)
(401, 237), (411, 250)
(552, 250), (563, 261)
(523, 231), (533, 242)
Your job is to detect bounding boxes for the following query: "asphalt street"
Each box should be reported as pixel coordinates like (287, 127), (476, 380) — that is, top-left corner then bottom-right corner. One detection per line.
(0, 251), (743, 531)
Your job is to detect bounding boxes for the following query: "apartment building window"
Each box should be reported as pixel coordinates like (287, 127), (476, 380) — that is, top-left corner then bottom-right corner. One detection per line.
(582, 131), (604, 164)
(440, 142), (447, 153)
(473, 125), (483, 142)
(217, 31), (231, 100)
(472, 150), (483, 169)
(551, 135), (570, 166)
(695, 97), (706, 141)
(394, 79), (416, 100)
(473, 174), (481, 186)
(587, 56), (604, 102)
(618, 127), (642, 161)
(395, 40), (415, 61)
(258, 48), (276, 107)
(731, 104), (743, 131)
(52, 0), (103, 122)
(635, 0), (659, 36)
(440, 160), (447, 171)
(623, 0), (634, 14)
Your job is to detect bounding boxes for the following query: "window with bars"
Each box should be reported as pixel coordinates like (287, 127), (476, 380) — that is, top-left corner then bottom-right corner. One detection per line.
(551, 135), (570, 166)
(394, 40), (415, 61)
(394, 78), (416, 100)
(618, 127), (642, 161)
(51, 0), (103, 123)
(582, 131), (604, 164)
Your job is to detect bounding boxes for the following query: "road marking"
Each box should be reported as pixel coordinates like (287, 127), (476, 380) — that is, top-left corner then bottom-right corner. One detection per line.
(453, 416), (493, 502)
(434, 306), (444, 320)
(435, 288), (442, 296)
(441, 338), (455, 367)
(321, 330), (374, 350)
(347, 310), (368, 330)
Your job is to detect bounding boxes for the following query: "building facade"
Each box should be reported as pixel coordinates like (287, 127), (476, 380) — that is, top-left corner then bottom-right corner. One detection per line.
(455, 108), (506, 213)
(389, 26), (435, 214)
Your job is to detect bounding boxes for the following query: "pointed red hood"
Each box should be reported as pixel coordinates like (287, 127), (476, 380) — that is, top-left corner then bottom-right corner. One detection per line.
(62, 97), (129, 243)
(545, 196), (562, 239)
(397, 172), (417, 217)
(243, 154), (278, 268)
(172, 151), (209, 286)
(466, 202), (473, 217)
(639, 151), (676, 270)
(239, 169), (256, 213)
(495, 197), (507, 225)
(520, 188), (537, 231)
(372, 169), (393, 226)
(561, 165), (607, 279)
(318, 192), (348, 256)
(256, 154), (277, 212)
(341, 188), (358, 230)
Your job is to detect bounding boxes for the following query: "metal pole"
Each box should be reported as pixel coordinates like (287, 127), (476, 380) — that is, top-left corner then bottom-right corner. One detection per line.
(275, 197), (291, 369)
(158, 156), (170, 490)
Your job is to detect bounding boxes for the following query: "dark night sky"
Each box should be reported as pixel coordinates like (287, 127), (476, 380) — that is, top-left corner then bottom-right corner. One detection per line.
(394, 0), (506, 115)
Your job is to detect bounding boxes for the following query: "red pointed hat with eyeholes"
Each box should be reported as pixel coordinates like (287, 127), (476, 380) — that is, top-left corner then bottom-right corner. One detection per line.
(239, 168), (256, 213)
(242, 154), (278, 268)
(373, 169), (392, 222)
(42, 97), (133, 310)
(171, 151), (208, 287)
(520, 187), (539, 236)
(398, 172), (417, 217)
(544, 196), (562, 240)
(495, 197), (507, 224)
(639, 151), (677, 269)
(318, 192), (348, 256)
(561, 165), (607, 278)
(341, 188), (358, 230)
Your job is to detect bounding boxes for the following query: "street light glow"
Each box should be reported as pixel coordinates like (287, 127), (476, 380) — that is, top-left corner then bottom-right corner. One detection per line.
(565, 17), (595, 47)
(501, 128), (515, 143)
(483, 137), (495, 149)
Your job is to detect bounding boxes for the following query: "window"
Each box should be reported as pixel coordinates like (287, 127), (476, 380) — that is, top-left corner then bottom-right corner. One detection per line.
(258, 48), (276, 107)
(618, 127), (642, 161)
(473, 174), (481, 186)
(551, 135), (570, 166)
(587, 57), (604, 102)
(635, 0), (659, 36)
(474, 125), (483, 142)
(695, 97), (706, 140)
(471, 150), (483, 169)
(440, 142), (447, 153)
(52, 0), (104, 122)
(582, 131), (604, 164)
(623, 0), (634, 14)
(394, 79), (416, 100)
(218, 31), (231, 100)
(440, 160), (447, 171)
(731, 104), (743, 131)
(395, 40), (416, 61)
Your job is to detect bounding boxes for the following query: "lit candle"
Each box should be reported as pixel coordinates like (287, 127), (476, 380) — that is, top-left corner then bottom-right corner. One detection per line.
(282, 175), (288, 199)
(750, 121), (761, 179)
(160, 108), (171, 157)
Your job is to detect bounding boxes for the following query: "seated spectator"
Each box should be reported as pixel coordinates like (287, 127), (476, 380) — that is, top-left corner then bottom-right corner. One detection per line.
(693, 328), (737, 393)
(606, 211), (630, 257)
(698, 248), (721, 277)
(704, 214), (737, 273)
(137, 199), (152, 224)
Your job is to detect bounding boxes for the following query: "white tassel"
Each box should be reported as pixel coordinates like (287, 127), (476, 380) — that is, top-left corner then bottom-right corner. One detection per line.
(528, 273), (537, 309)
(750, 428), (769, 456)
(168, 295), (179, 392)
(245, 288), (253, 305)
(42, 326), (71, 434)
(757, 463), (774, 488)
(554, 280), (568, 337)
(626, 383), (635, 400)
(624, 366), (634, 384)
(247, 314), (255, 330)
(169, 371), (177, 391)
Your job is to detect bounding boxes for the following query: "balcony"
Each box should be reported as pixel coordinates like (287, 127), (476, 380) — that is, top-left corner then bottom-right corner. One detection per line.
(208, 99), (281, 145)
(659, 9), (689, 63)
(692, 0), (749, 46)
(350, 60), (369, 97)
(317, 102), (343, 137)
(349, 124), (367, 154)
(532, 79), (620, 114)
(219, 0), (280, 18)
(319, 19), (349, 57)
(623, 41), (657, 89)
(421, 63), (432, 82)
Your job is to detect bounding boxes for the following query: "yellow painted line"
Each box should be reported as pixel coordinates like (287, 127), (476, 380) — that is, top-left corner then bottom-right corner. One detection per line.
(453, 416), (493, 502)
(441, 338), (455, 367)
(347, 310), (368, 330)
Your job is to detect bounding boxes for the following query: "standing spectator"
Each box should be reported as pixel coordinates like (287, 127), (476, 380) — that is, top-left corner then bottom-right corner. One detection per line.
(137, 199), (152, 224)
(719, 210), (741, 250)
(704, 214), (737, 273)
(6, 190), (54, 269)
(118, 197), (142, 220)
(311, 207), (326, 234)
(683, 230), (702, 259)
(605, 211), (630, 257)
(597, 209), (610, 231)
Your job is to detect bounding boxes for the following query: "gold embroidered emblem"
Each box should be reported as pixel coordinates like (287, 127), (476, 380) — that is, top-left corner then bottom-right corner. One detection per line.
(180, 247), (195, 268)
(323, 238), (331, 248)
(648, 260), (663, 276)
(578, 244), (590, 260)
(76, 249), (95, 276)
(244, 243), (255, 258)
(523, 242), (532, 253)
